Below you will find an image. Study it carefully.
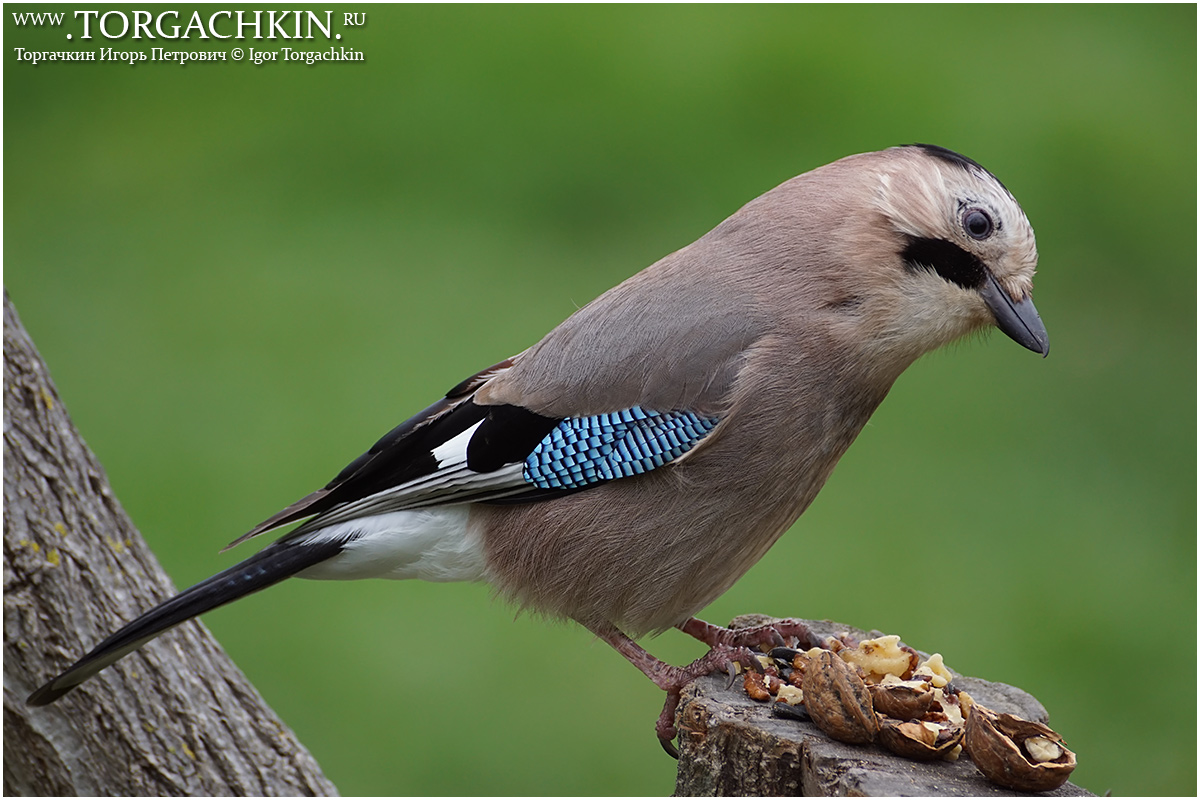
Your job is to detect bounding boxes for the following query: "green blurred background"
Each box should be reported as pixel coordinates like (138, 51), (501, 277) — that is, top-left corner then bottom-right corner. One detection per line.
(5, 5), (1194, 795)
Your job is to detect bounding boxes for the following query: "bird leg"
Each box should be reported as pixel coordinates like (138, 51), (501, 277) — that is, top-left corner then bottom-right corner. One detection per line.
(677, 615), (829, 652)
(586, 621), (762, 757)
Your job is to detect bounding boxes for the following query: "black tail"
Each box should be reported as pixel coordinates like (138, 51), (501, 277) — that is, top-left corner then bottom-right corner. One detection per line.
(26, 537), (344, 706)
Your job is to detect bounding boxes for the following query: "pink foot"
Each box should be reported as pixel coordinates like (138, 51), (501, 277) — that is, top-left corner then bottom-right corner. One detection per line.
(677, 616), (829, 652)
(587, 622), (762, 757)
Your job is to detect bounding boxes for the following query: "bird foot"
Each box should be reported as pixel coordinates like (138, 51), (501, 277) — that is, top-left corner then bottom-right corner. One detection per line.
(587, 622), (762, 757)
(650, 643), (762, 757)
(677, 615), (829, 652)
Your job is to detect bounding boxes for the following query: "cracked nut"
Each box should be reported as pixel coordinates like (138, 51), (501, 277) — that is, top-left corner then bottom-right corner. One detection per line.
(743, 670), (771, 702)
(913, 652), (954, 688)
(802, 649), (878, 744)
(776, 684), (804, 705)
(840, 634), (917, 682)
(877, 717), (964, 761)
(869, 680), (934, 720)
(963, 704), (1076, 792)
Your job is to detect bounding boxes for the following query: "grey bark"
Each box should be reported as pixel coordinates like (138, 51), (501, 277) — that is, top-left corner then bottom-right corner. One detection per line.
(3, 291), (338, 796)
(673, 618), (1091, 797)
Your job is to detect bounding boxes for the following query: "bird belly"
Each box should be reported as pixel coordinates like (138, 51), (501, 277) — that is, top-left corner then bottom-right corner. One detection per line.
(469, 465), (815, 636)
(295, 505), (485, 582)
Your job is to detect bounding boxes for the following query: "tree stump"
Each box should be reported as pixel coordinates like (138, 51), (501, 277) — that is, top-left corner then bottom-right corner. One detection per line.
(673, 618), (1091, 797)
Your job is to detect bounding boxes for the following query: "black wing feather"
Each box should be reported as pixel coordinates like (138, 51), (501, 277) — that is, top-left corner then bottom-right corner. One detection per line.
(230, 360), (526, 548)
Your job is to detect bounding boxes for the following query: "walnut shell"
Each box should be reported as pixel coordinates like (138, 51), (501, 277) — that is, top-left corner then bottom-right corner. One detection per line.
(963, 704), (1076, 791)
(869, 682), (934, 720)
(801, 650), (878, 744)
(877, 716), (963, 761)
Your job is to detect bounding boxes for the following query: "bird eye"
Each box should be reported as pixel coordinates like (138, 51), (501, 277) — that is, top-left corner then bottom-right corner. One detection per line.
(963, 208), (994, 240)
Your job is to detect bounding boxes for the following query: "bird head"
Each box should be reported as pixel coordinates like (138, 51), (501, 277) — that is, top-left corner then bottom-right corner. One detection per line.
(854, 144), (1048, 362)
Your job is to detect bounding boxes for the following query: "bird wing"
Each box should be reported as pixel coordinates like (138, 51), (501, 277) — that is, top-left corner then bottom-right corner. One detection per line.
(229, 243), (770, 551)
(226, 355), (729, 550)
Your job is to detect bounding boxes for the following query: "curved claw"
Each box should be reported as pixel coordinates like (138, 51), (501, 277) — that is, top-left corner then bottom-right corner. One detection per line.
(659, 735), (680, 759)
(725, 660), (740, 689)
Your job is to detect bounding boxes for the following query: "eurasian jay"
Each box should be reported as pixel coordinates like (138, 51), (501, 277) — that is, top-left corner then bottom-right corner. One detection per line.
(27, 144), (1048, 754)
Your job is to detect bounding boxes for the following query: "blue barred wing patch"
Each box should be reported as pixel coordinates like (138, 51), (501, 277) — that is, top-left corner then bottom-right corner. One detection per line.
(524, 407), (719, 490)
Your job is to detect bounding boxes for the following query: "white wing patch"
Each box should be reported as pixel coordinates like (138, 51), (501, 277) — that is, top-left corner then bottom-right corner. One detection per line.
(431, 420), (483, 467)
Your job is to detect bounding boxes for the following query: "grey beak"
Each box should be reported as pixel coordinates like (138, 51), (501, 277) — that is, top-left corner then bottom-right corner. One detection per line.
(980, 272), (1049, 357)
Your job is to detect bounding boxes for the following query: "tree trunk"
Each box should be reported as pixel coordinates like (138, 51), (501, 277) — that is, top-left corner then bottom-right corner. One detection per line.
(3, 291), (337, 796)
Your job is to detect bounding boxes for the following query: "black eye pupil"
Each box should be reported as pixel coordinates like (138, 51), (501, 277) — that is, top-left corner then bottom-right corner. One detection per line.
(964, 209), (993, 240)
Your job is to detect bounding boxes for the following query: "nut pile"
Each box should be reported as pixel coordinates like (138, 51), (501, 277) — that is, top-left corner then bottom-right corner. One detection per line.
(738, 633), (1076, 791)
